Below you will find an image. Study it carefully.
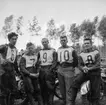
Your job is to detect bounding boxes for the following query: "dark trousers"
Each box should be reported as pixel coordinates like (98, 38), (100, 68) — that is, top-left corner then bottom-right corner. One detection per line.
(69, 71), (101, 105)
(58, 73), (74, 105)
(23, 76), (43, 105)
(1, 71), (17, 93)
(0, 71), (18, 105)
(0, 75), (7, 105)
(101, 77), (106, 96)
(39, 67), (55, 105)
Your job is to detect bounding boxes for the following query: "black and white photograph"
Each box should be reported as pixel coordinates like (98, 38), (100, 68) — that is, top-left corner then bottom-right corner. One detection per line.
(0, 0), (106, 105)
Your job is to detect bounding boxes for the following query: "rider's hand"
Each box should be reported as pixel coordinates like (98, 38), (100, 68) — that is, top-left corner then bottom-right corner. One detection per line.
(30, 73), (39, 78)
(35, 73), (39, 78)
(83, 66), (88, 73)
(2, 59), (9, 65)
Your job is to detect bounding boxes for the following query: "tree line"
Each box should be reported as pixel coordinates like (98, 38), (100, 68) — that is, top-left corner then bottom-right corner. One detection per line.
(0, 15), (106, 45)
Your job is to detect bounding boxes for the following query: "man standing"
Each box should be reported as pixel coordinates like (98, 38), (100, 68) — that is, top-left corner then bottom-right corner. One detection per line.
(69, 38), (101, 105)
(37, 38), (57, 105)
(57, 35), (78, 105)
(19, 42), (43, 105)
(0, 32), (19, 104)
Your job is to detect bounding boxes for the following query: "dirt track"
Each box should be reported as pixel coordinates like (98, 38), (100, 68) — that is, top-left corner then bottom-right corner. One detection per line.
(54, 93), (106, 105)
(13, 92), (106, 105)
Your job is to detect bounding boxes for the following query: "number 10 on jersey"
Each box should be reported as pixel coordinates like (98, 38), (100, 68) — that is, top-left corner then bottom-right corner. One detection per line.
(59, 50), (70, 62)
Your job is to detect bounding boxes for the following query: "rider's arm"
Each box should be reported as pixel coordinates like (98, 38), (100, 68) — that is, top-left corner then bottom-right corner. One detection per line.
(88, 52), (101, 71)
(0, 45), (5, 53)
(14, 54), (21, 74)
(78, 56), (85, 72)
(50, 51), (58, 72)
(19, 57), (30, 76)
(13, 49), (20, 74)
(72, 50), (78, 68)
(35, 52), (41, 72)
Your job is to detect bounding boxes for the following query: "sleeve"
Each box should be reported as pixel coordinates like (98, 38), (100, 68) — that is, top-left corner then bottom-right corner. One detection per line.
(0, 44), (6, 53)
(19, 57), (30, 76)
(56, 49), (60, 68)
(50, 50), (58, 71)
(35, 52), (41, 70)
(78, 55), (85, 72)
(72, 50), (78, 68)
(13, 49), (20, 74)
(14, 55), (20, 74)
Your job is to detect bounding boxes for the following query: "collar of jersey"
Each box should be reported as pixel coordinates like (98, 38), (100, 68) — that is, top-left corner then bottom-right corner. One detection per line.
(60, 45), (70, 49)
(42, 47), (51, 50)
(8, 43), (15, 49)
(25, 52), (35, 56)
(83, 48), (94, 53)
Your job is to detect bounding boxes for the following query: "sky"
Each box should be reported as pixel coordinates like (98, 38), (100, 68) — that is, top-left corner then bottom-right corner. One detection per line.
(0, 0), (106, 50)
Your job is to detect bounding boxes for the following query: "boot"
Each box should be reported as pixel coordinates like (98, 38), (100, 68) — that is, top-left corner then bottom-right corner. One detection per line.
(81, 94), (89, 105)
(0, 96), (7, 105)
(68, 88), (78, 105)
(37, 95), (43, 105)
(47, 93), (54, 105)
(92, 100), (100, 105)
(27, 93), (36, 105)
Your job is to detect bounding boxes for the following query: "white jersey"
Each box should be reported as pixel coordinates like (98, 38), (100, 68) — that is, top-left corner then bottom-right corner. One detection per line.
(80, 50), (99, 66)
(39, 49), (55, 66)
(6, 46), (17, 63)
(57, 47), (74, 64)
(23, 54), (37, 68)
(0, 53), (5, 64)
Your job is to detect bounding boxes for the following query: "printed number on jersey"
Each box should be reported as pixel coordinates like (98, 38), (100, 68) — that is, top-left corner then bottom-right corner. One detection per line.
(85, 55), (93, 65)
(30, 58), (35, 65)
(60, 50), (70, 62)
(43, 52), (47, 63)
